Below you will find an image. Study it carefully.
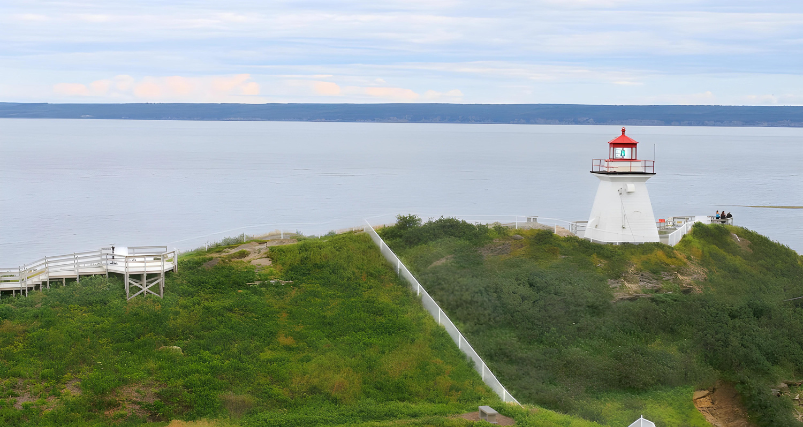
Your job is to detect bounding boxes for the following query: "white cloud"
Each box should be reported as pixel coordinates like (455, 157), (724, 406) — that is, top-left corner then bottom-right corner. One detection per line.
(53, 83), (89, 97)
(364, 87), (420, 101)
(52, 74), (262, 102)
(313, 81), (342, 96)
(4, 1), (803, 104)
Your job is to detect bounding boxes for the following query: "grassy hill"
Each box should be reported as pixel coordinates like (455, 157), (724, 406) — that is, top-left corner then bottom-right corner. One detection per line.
(379, 216), (803, 426)
(0, 232), (605, 426)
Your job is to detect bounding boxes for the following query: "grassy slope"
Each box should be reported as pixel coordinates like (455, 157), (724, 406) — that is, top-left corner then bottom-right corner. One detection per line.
(380, 217), (803, 426)
(0, 232), (606, 426)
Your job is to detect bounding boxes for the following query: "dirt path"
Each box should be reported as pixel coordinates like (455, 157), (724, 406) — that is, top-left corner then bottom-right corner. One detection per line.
(201, 239), (298, 270)
(694, 382), (756, 427)
(458, 410), (516, 425)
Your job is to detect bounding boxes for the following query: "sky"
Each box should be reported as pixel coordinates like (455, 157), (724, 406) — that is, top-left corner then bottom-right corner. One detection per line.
(2, 0), (803, 105)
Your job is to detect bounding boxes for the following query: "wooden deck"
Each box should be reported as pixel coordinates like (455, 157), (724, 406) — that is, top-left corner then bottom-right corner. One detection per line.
(1, 246), (177, 300)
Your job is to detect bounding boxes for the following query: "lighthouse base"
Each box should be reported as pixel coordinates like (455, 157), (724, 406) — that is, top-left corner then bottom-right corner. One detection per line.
(584, 173), (659, 244)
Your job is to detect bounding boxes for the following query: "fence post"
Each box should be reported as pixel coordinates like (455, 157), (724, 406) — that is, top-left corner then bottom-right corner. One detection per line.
(396, 259), (400, 275)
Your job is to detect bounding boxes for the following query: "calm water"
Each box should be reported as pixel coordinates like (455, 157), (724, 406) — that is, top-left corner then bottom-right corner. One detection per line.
(1, 119), (801, 265)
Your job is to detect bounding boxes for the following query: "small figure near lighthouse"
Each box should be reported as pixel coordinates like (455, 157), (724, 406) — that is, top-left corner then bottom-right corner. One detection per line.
(584, 128), (659, 244)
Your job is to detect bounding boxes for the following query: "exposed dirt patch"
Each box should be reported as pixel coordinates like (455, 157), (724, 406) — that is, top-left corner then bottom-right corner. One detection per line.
(458, 409), (516, 425)
(677, 259), (707, 293)
(12, 379), (36, 410)
(479, 240), (511, 258)
(611, 264), (666, 301)
(250, 258), (272, 267)
(63, 378), (81, 396)
(202, 258), (220, 269)
(107, 382), (161, 421)
(201, 239), (298, 270)
(694, 381), (756, 427)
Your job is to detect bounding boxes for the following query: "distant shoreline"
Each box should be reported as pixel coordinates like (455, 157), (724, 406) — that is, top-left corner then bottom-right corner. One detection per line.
(2, 102), (803, 127)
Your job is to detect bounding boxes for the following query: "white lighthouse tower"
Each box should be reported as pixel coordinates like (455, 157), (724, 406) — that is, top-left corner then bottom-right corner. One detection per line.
(584, 128), (659, 244)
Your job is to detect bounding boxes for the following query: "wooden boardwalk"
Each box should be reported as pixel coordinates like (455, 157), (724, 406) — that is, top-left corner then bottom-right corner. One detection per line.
(0, 246), (177, 300)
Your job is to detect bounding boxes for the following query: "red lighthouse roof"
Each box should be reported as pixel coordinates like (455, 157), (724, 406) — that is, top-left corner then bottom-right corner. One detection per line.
(607, 127), (639, 146)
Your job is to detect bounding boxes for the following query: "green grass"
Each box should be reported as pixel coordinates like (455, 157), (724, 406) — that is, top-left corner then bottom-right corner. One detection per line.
(0, 233), (505, 426)
(380, 216), (803, 426)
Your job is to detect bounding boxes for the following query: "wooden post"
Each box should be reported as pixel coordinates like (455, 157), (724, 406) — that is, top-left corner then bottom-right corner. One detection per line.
(74, 253), (80, 283)
(161, 254), (165, 298)
(125, 257), (129, 299)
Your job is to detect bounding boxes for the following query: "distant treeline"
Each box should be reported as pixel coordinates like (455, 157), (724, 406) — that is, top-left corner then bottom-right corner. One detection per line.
(1, 102), (803, 127)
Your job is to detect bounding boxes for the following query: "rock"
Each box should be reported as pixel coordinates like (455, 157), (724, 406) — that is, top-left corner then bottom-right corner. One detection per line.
(694, 390), (712, 400)
(158, 346), (183, 355)
(511, 234), (524, 240)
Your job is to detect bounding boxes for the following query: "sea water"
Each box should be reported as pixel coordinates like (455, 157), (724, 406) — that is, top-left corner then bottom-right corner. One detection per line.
(1, 119), (801, 266)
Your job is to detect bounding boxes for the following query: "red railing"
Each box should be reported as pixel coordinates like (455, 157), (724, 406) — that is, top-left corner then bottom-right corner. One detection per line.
(591, 159), (655, 173)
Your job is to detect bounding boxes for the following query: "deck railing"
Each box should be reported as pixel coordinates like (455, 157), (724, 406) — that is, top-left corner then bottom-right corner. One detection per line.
(591, 159), (655, 173)
(0, 248), (177, 296)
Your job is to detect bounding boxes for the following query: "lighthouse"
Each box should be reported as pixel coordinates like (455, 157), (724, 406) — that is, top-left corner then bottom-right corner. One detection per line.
(584, 128), (659, 244)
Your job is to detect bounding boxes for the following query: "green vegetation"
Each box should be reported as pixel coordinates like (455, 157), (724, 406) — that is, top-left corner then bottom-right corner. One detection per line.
(0, 233), (506, 426)
(380, 216), (803, 426)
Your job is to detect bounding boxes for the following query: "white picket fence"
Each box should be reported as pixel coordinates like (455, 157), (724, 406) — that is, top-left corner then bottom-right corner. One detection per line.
(664, 221), (694, 246)
(363, 222), (521, 405)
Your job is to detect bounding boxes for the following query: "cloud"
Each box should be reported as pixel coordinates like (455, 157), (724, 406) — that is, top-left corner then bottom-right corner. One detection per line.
(13, 14), (49, 22)
(241, 82), (260, 96)
(114, 75), (135, 92)
(53, 74), (262, 102)
(313, 81), (342, 96)
(53, 79), (112, 96)
(53, 83), (89, 96)
(133, 80), (162, 99)
(89, 80), (111, 94)
(364, 87), (420, 101)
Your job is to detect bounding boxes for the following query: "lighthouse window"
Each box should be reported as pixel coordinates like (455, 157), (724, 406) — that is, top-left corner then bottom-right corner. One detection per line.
(612, 147), (632, 159)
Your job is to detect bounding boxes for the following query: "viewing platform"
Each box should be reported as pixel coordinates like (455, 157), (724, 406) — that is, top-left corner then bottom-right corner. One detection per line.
(0, 246), (177, 300)
(591, 159), (655, 174)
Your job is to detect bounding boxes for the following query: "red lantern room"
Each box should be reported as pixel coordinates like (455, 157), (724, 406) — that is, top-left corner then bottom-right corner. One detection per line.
(608, 127), (638, 161)
(591, 127), (654, 174)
